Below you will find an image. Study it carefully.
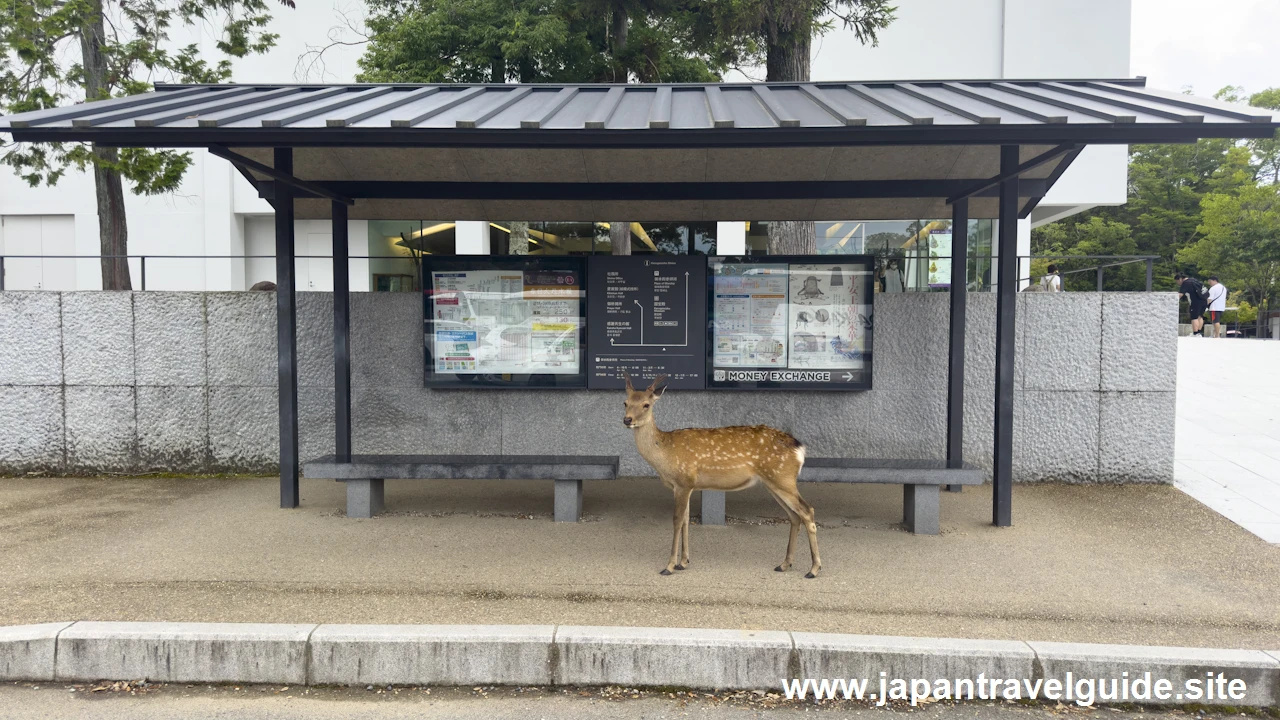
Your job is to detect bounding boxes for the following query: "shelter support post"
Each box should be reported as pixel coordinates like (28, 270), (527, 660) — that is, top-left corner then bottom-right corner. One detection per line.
(993, 145), (1019, 527)
(1097, 267), (1104, 292)
(945, 199), (969, 492)
(332, 201), (352, 461)
(275, 147), (300, 509)
(1146, 260), (1153, 292)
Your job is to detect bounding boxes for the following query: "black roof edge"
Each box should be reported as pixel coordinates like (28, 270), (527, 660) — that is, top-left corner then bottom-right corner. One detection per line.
(7, 123), (1274, 149)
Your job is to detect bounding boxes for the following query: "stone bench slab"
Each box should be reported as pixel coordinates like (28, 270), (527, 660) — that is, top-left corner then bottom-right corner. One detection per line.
(303, 454), (620, 522)
(702, 457), (983, 534)
(304, 454), (620, 481)
(800, 458), (984, 485)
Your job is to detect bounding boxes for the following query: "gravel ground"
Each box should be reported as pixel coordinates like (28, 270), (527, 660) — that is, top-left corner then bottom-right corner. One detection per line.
(0, 476), (1277, 647)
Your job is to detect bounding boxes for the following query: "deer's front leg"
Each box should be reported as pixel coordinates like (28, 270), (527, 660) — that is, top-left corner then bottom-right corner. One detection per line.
(677, 491), (692, 570)
(662, 487), (693, 575)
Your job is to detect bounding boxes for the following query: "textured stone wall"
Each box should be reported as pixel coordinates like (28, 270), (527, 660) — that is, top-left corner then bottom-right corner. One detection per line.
(0, 290), (1177, 482)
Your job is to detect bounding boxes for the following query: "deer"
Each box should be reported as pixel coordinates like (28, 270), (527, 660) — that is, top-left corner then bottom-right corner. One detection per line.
(621, 371), (821, 578)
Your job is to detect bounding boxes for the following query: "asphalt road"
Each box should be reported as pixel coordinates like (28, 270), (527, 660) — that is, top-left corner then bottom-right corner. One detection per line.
(0, 683), (1221, 720)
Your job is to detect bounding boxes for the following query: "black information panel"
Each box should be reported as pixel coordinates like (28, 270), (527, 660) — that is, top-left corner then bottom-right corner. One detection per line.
(586, 255), (708, 389)
(423, 256), (587, 389)
(706, 255), (875, 391)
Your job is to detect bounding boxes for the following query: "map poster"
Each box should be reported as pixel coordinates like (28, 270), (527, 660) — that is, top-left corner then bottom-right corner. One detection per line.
(710, 263), (789, 369)
(787, 263), (870, 371)
(586, 255), (707, 390)
(927, 231), (952, 288)
(424, 258), (586, 388)
(707, 255), (875, 391)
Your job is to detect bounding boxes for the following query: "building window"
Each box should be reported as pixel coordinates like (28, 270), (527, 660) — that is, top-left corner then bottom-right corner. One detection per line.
(741, 219), (996, 292)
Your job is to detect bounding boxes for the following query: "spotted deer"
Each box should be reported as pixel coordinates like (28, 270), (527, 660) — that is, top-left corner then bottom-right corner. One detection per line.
(622, 372), (821, 578)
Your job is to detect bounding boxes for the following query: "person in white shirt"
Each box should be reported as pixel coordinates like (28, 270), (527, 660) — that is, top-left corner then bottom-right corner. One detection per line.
(1205, 276), (1228, 338)
(1039, 264), (1062, 292)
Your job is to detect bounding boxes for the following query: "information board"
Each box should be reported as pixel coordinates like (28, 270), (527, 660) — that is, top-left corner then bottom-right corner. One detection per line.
(927, 231), (952, 288)
(707, 256), (874, 390)
(423, 257), (586, 388)
(586, 255), (707, 389)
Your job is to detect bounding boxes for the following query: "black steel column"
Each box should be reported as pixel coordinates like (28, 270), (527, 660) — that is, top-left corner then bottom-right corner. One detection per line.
(275, 148), (300, 509)
(945, 198), (969, 492)
(332, 201), (352, 461)
(993, 145), (1019, 527)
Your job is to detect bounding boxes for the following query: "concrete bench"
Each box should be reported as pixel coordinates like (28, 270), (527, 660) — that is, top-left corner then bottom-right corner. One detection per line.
(302, 454), (620, 522)
(699, 458), (984, 535)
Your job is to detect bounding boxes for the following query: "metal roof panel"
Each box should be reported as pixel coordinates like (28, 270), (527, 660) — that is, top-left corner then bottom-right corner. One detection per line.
(4, 79), (1275, 147)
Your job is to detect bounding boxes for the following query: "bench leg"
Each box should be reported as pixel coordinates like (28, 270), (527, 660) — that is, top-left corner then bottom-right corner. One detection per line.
(554, 479), (582, 522)
(700, 490), (725, 526)
(347, 479), (385, 519)
(902, 484), (940, 535)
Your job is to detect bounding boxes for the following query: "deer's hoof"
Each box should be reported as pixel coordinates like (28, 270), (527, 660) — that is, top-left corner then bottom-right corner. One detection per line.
(804, 572), (817, 579)
(660, 569), (673, 576)
(674, 564), (686, 571)
(775, 565), (787, 572)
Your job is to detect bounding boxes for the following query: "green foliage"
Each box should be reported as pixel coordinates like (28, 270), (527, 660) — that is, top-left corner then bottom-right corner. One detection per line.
(0, 0), (290, 193)
(358, 0), (741, 83)
(1224, 295), (1257, 325)
(356, 0), (897, 86)
(1032, 216), (1141, 291)
(1247, 87), (1280, 186)
(1032, 84), (1280, 314)
(707, 0), (896, 47)
(1180, 182), (1280, 307)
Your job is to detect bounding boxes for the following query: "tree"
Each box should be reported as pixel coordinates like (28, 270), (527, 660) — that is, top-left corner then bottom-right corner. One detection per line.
(358, 0), (731, 84)
(1247, 88), (1280, 186)
(1, 0), (293, 289)
(359, 0), (742, 257)
(1180, 183), (1280, 311)
(707, 0), (896, 254)
(1215, 86), (1280, 185)
(1031, 216), (1141, 291)
(1032, 134), (1251, 290)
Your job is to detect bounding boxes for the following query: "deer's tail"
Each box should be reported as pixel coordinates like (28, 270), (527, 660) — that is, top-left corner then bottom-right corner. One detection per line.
(788, 434), (806, 465)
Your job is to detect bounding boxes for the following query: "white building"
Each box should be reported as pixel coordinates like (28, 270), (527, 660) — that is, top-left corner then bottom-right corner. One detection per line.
(0, 0), (1130, 291)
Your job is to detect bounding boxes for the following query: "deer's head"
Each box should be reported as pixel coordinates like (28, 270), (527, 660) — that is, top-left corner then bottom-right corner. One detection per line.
(622, 371), (667, 429)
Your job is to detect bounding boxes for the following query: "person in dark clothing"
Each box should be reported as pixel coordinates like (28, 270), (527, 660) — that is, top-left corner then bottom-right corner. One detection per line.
(1175, 273), (1208, 336)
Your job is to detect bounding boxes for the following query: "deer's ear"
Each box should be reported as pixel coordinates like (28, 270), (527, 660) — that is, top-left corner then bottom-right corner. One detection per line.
(622, 369), (634, 391)
(649, 375), (669, 396)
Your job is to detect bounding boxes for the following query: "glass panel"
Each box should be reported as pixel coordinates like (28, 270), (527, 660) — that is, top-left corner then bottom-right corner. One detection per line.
(368, 219), (445, 290)
(528, 222), (603, 255)
(707, 255), (874, 390)
(744, 219), (996, 292)
(423, 256), (586, 388)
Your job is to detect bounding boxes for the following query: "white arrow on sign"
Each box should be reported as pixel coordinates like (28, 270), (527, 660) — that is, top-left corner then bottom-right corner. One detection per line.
(842, 372), (854, 381)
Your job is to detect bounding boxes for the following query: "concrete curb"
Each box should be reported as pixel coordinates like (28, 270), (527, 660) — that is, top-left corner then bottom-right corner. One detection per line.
(1, 623), (1276, 707)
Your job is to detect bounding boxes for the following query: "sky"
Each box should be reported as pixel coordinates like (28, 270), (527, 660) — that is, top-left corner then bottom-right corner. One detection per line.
(1130, 0), (1280, 99)
(264, 0), (1280, 102)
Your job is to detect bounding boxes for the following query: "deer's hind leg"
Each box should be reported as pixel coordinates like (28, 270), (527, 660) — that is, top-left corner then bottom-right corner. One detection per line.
(662, 487), (693, 576)
(768, 481), (821, 578)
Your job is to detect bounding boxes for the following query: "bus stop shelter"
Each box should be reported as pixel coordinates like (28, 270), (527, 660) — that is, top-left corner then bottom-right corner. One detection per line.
(4, 78), (1275, 526)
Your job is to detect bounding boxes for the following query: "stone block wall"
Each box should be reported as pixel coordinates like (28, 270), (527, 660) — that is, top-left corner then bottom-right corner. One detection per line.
(0, 291), (1177, 482)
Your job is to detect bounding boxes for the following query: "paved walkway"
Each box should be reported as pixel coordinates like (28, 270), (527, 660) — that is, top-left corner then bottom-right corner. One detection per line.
(1175, 337), (1280, 543)
(1, 475), (1277, 648)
